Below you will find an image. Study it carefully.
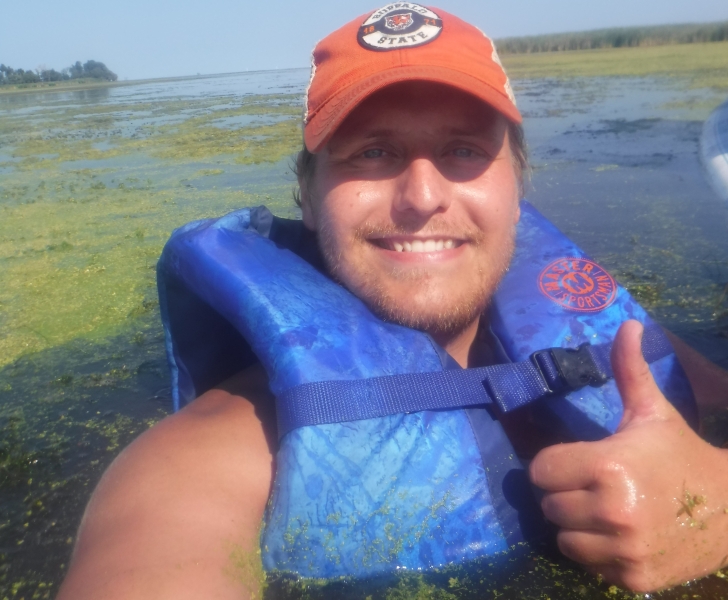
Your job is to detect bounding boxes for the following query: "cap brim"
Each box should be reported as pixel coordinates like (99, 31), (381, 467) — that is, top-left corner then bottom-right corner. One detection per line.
(304, 65), (522, 153)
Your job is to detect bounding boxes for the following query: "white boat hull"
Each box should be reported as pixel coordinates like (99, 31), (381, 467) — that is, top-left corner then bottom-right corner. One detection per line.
(701, 99), (728, 202)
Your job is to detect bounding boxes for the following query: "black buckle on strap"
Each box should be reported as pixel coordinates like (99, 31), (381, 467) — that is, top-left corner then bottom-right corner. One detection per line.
(531, 343), (609, 393)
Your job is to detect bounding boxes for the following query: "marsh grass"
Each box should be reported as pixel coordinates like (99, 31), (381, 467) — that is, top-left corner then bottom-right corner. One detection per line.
(502, 41), (728, 90)
(497, 22), (728, 54)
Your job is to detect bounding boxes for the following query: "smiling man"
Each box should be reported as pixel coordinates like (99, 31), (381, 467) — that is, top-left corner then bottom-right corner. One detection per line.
(300, 80), (521, 365)
(58, 5), (728, 599)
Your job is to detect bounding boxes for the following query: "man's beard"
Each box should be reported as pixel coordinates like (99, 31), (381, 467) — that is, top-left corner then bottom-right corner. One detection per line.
(315, 216), (515, 339)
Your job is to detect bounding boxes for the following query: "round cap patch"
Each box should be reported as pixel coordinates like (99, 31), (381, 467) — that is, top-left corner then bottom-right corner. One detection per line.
(538, 258), (617, 312)
(358, 3), (443, 52)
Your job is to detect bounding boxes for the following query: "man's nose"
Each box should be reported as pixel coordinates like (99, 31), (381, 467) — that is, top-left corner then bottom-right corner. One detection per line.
(393, 158), (450, 216)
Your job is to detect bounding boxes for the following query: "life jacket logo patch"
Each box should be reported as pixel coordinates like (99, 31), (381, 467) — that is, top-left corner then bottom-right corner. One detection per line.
(538, 258), (617, 312)
(358, 3), (443, 52)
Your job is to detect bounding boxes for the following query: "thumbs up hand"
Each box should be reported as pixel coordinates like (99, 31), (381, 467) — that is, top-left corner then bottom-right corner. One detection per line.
(529, 320), (728, 592)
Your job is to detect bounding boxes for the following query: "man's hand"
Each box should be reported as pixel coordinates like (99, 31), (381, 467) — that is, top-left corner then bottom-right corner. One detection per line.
(529, 320), (728, 592)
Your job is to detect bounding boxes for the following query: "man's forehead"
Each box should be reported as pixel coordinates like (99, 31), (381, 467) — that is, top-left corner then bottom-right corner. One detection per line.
(328, 83), (507, 146)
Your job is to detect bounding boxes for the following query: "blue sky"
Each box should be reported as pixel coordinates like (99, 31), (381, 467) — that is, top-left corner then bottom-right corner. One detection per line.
(2, 0), (727, 80)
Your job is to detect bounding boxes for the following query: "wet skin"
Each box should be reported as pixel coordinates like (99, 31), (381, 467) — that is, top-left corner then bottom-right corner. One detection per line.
(301, 82), (521, 366)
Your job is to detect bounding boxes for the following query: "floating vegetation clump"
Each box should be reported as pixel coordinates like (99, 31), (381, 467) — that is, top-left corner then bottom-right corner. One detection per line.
(262, 542), (728, 599)
(502, 41), (728, 92)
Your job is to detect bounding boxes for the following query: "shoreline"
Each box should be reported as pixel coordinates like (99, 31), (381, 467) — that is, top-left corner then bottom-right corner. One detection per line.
(2, 41), (726, 98)
(0, 67), (309, 97)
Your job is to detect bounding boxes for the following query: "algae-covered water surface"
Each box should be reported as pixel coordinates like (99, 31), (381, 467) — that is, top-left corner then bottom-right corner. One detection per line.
(1, 60), (728, 599)
(0, 69), (309, 599)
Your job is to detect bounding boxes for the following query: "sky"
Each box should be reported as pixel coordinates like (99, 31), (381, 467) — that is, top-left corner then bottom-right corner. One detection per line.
(2, 0), (727, 81)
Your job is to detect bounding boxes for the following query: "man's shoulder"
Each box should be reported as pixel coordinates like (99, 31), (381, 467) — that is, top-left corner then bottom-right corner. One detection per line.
(173, 364), (277, 453)
(57, 365), (277, 599)
(95, 361), (277, 511)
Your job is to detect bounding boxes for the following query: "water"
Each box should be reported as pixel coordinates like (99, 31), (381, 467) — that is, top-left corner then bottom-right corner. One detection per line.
(1, 70), (727, 599)
(522, 77), (728, 367)
(0, 68), (311, 111)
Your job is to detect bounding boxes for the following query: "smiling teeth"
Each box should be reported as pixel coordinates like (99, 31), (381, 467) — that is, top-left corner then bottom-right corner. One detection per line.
(391, 239), (456, 253)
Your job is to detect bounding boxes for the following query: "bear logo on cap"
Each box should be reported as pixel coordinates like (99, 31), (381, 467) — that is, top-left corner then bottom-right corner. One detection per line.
(358, 3), (443, 51)
(385, 13), (413, 31)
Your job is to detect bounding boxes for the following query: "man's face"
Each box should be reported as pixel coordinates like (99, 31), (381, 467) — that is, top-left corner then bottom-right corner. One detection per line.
(301, 82), (521, 338)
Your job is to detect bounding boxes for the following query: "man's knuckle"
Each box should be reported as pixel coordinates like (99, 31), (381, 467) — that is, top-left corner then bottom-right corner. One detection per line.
(619, 570), (655, 594)
(590, 456), (622, 481)
(595, 504), (632, 530)
(528, 455), (549, 486)
(539, 494), (560, 521)
(555, 533), (579, 560)
(616, 543), (649, 566)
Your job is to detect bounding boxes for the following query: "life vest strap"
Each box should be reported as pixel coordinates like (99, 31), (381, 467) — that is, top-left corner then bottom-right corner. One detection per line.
(276, 324), (671, 439)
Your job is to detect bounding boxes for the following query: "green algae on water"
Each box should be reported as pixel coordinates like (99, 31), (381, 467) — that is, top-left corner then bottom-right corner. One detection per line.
(3, 64), (728, 600)
(263, 542), (701, 600)
(228, 543), (268, 600)
(0, 83), (305, 599)
(0, 94), (303, 369)
(0, 321), (169, 599)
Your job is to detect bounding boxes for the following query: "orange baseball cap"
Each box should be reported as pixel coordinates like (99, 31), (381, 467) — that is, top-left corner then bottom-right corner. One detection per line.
(303, 3), (521, 153)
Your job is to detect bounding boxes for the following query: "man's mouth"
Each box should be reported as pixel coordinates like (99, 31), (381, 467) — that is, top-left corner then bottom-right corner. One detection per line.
(374, 238), (462, 253)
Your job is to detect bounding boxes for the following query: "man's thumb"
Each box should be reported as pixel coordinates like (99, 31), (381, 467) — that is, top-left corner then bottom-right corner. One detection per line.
(612, 320), (673, 430)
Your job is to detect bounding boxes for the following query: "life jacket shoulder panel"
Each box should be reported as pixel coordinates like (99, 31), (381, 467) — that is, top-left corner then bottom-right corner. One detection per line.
(491, 203), (696, 439)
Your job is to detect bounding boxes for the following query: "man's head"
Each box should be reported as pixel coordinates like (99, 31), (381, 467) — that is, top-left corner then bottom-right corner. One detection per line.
(295, 4), (527, 349)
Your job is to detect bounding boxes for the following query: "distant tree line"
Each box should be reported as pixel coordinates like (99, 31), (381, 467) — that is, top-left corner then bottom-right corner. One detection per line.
(0, 60), (117, 85)
(496, 21), (728, 54)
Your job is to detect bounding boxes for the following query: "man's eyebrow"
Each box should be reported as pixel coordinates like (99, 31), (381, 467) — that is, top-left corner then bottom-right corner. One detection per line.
(360, 128), (394, 139)
(356, 126), (500, 140)
(447, 126), (501, 141)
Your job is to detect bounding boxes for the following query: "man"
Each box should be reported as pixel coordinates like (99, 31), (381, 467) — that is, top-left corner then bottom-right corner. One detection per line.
(58, 5), (728, 598)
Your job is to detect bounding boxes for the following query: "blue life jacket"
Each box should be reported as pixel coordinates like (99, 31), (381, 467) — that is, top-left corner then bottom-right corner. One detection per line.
(157, 201), (696, 580)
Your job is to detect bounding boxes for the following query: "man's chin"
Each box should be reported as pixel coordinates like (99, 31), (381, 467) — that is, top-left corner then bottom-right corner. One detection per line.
(362, 293), (486, 339)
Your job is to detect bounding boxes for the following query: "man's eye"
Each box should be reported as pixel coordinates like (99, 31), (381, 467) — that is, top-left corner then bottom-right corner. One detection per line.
(452, 148), (474, 158)
(362, 148), (385, 159)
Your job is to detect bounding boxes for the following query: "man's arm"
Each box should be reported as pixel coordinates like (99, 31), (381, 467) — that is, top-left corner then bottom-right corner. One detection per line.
(666, 329), (728, 415)
(530, 321), (728, 592)
(56, 364), (276, 600)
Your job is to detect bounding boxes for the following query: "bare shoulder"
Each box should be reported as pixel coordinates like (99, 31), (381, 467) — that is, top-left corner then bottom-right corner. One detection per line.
(57, 363), (276, 600)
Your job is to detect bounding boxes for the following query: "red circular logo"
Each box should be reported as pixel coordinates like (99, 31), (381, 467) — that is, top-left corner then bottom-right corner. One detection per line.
(538, 258), (616, 312)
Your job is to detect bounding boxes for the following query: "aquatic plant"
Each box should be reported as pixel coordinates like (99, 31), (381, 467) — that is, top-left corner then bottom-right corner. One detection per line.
(502, 41), (728, 91)
(497, 21), (728, 54)
(263, 542), (728, 599)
